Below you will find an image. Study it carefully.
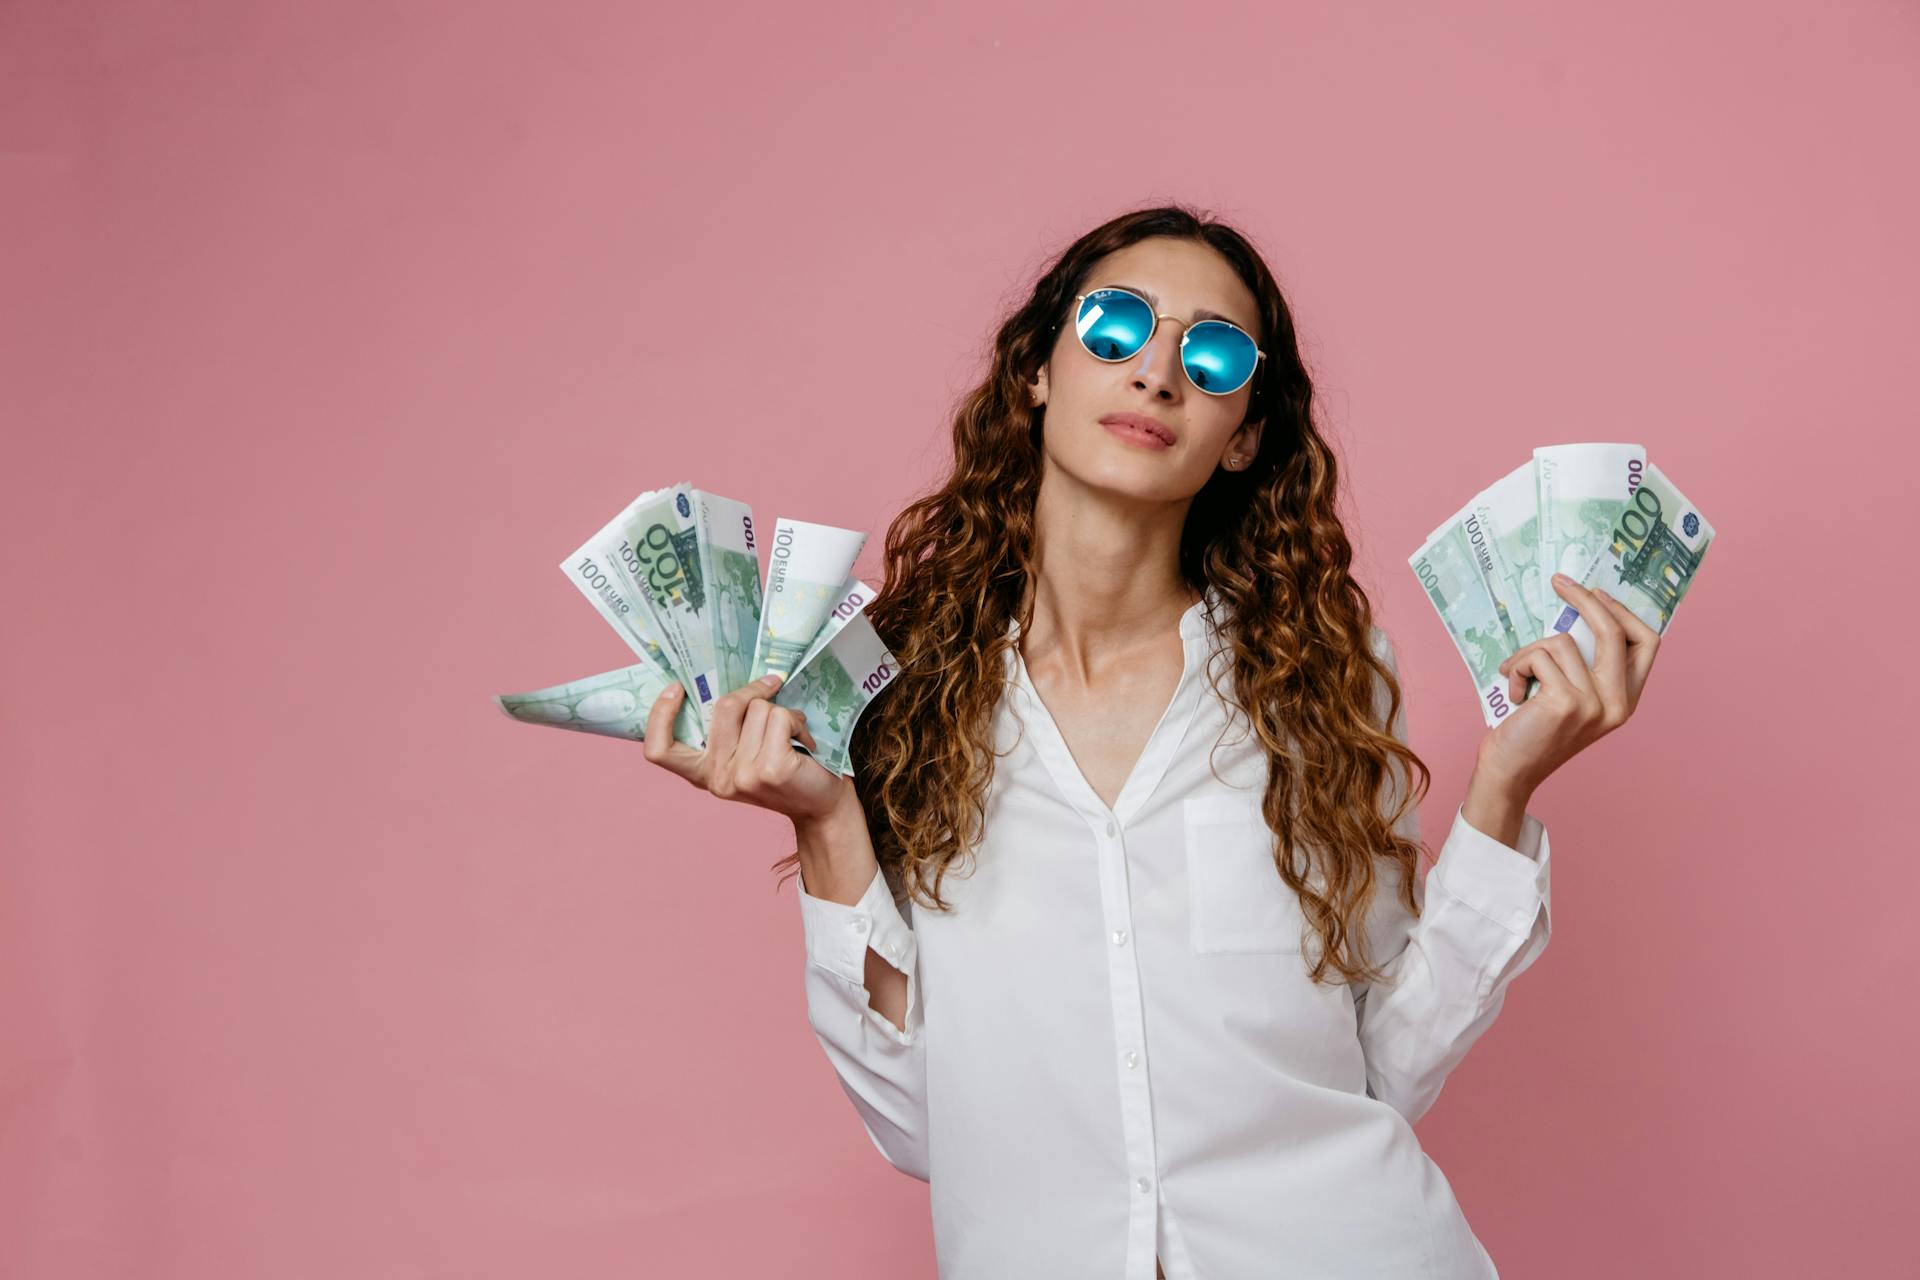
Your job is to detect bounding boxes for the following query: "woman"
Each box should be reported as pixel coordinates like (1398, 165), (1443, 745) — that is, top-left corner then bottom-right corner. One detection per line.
(641, 206), (1660, 1279)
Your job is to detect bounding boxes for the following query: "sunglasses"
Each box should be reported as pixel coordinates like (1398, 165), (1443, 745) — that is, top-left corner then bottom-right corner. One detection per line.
(1052, 286), (1266, 397)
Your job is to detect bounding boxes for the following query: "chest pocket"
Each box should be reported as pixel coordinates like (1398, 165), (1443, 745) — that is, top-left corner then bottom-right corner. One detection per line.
(1183, 794), (1311, 955)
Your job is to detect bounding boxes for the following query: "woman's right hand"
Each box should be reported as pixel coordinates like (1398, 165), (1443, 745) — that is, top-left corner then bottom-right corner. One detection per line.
(640, 673), (851, 825)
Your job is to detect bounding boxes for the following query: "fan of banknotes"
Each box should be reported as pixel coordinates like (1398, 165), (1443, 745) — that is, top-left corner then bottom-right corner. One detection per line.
(494, 481), (900, 776)
(1409, 443), (1717, 728)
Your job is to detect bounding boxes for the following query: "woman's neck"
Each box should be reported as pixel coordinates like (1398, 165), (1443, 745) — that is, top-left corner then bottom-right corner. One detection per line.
(1021, 470), (1200, 681)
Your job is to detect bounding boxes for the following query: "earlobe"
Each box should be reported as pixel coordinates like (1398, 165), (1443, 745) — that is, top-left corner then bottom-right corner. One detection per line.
(1220, 420), (1263, 471)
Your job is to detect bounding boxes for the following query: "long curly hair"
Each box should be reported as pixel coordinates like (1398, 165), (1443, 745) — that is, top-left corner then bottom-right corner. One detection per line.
(775, 203), (1432, 988)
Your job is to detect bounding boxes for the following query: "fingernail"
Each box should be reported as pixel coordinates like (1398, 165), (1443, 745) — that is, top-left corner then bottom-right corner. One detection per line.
(1553, 573), (1569, 584)
(667, 682), (682, 696)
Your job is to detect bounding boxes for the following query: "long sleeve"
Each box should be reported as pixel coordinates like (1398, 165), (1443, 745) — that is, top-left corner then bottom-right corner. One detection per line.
(1352, 628), (1554, 1127)
(796, 861), (931, 1181)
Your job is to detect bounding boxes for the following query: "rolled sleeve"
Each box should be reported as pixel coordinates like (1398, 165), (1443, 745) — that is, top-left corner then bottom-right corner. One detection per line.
(1428, 803), (1553, 941)
(1355, 803), (1555, 1125)
(795, 861), (930, 1179)
(798, 863), (922, 1044)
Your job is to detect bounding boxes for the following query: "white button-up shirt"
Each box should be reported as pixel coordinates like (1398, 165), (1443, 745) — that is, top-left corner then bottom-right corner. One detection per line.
(796, 591), (1552, 1279)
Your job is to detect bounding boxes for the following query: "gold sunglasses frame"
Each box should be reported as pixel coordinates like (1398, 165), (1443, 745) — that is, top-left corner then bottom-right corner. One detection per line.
(1052, 287), (1267, 397)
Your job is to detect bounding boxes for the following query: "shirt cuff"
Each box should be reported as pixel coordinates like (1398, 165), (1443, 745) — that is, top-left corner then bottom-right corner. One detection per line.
(797, 862), (919, 987)
(1428, 803), (1552, 938)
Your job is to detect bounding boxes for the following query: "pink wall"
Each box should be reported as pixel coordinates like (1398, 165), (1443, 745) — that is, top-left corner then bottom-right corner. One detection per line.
(4, 1), (1914, 1275)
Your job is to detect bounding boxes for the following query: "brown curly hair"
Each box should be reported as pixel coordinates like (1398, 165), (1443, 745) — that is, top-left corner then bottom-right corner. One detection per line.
(774, 203), (1432, 988)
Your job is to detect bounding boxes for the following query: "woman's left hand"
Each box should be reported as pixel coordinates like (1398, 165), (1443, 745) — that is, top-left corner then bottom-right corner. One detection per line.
(1477, 573), (1662, 794)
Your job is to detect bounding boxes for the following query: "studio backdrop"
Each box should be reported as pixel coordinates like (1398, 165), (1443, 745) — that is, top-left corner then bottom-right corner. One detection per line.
(3, 1), (1914, 1276)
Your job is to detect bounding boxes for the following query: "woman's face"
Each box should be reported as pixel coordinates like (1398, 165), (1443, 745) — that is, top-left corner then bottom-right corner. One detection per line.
(1028, 236), (1265, 504)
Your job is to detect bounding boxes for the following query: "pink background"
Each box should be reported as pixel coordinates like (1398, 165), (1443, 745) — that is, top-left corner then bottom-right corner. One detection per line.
(4, 2), (1915, 1275)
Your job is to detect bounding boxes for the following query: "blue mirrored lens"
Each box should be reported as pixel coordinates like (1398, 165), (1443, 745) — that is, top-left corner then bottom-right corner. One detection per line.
(1075, 290), (1258, 396)
(1075, 289), (1155, 360)
(1181, 321), (1258, 395)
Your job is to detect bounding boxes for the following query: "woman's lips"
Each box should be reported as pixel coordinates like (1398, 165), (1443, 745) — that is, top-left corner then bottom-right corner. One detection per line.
(1101, 419), (1173, 450)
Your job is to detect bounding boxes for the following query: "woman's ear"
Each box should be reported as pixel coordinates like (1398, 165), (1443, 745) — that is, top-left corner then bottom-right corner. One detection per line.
(1230, 417), (1263, 460)
(1028, 364), (1049, 408)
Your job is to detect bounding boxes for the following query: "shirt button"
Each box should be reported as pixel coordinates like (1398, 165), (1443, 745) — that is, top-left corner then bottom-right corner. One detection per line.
(884, 942), (898, 957)
(849, 918), (868, 932)
(1124, 1051), (1139, 1069)
(1105, 820), (1117, 837)
(1136, 1175), (1152, 1193)
(1111, 929), (1128, 946)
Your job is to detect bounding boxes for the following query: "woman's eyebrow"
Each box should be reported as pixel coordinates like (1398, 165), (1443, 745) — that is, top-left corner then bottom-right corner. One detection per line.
(1105, 283), (1247, 329)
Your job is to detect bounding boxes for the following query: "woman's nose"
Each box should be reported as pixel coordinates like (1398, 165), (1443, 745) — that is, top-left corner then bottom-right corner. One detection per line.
(1131, 317), (1186, 394)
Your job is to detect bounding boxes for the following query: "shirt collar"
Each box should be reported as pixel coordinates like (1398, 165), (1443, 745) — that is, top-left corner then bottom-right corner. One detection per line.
(998, 584), (1227, 824)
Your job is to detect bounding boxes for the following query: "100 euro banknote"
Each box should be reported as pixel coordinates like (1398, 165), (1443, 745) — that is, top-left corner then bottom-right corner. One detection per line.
(1410, 497), (1538, 727)
(1412, 447), (1713, 726)
(696, 489), (763, 699)
(1535, 442), (1646, 622)
(594, 483), (722, 723)
(771, 609), (898, 776)
(750, 518), (869, 682)
(1548, 460), (1715, 666)
(555, 544), (707, 746)
(495, 613), (899, 778)
(559, 483), (769, 741)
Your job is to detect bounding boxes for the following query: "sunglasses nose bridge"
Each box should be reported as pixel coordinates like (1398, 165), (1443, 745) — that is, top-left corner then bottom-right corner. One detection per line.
(1125, 315), (1188, 391)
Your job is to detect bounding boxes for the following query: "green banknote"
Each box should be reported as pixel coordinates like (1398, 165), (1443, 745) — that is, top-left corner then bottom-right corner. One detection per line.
(1412, 445), (1715, 727)
(495, 663), (680, 743)
(555, 544), (705, 746)
(1470, 458), (1552, 644)
(773, 611), (900, 777)
(1535, 443), (1646, 622)
(749, 518), (869, 682)
(1550, 460), (1715, 665)
(790, 577), (875, 677)
(584, 483), (722, 728)
(496, 613), (897, 779)
(615, 482), (718, 708)
(696, 489), (763, 698)
(508, 482), (893, 777)
(1410, 502), (1534, 727)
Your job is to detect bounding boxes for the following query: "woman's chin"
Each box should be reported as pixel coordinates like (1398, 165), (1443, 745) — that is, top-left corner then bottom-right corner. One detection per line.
(1054, 456), (1204, 507)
